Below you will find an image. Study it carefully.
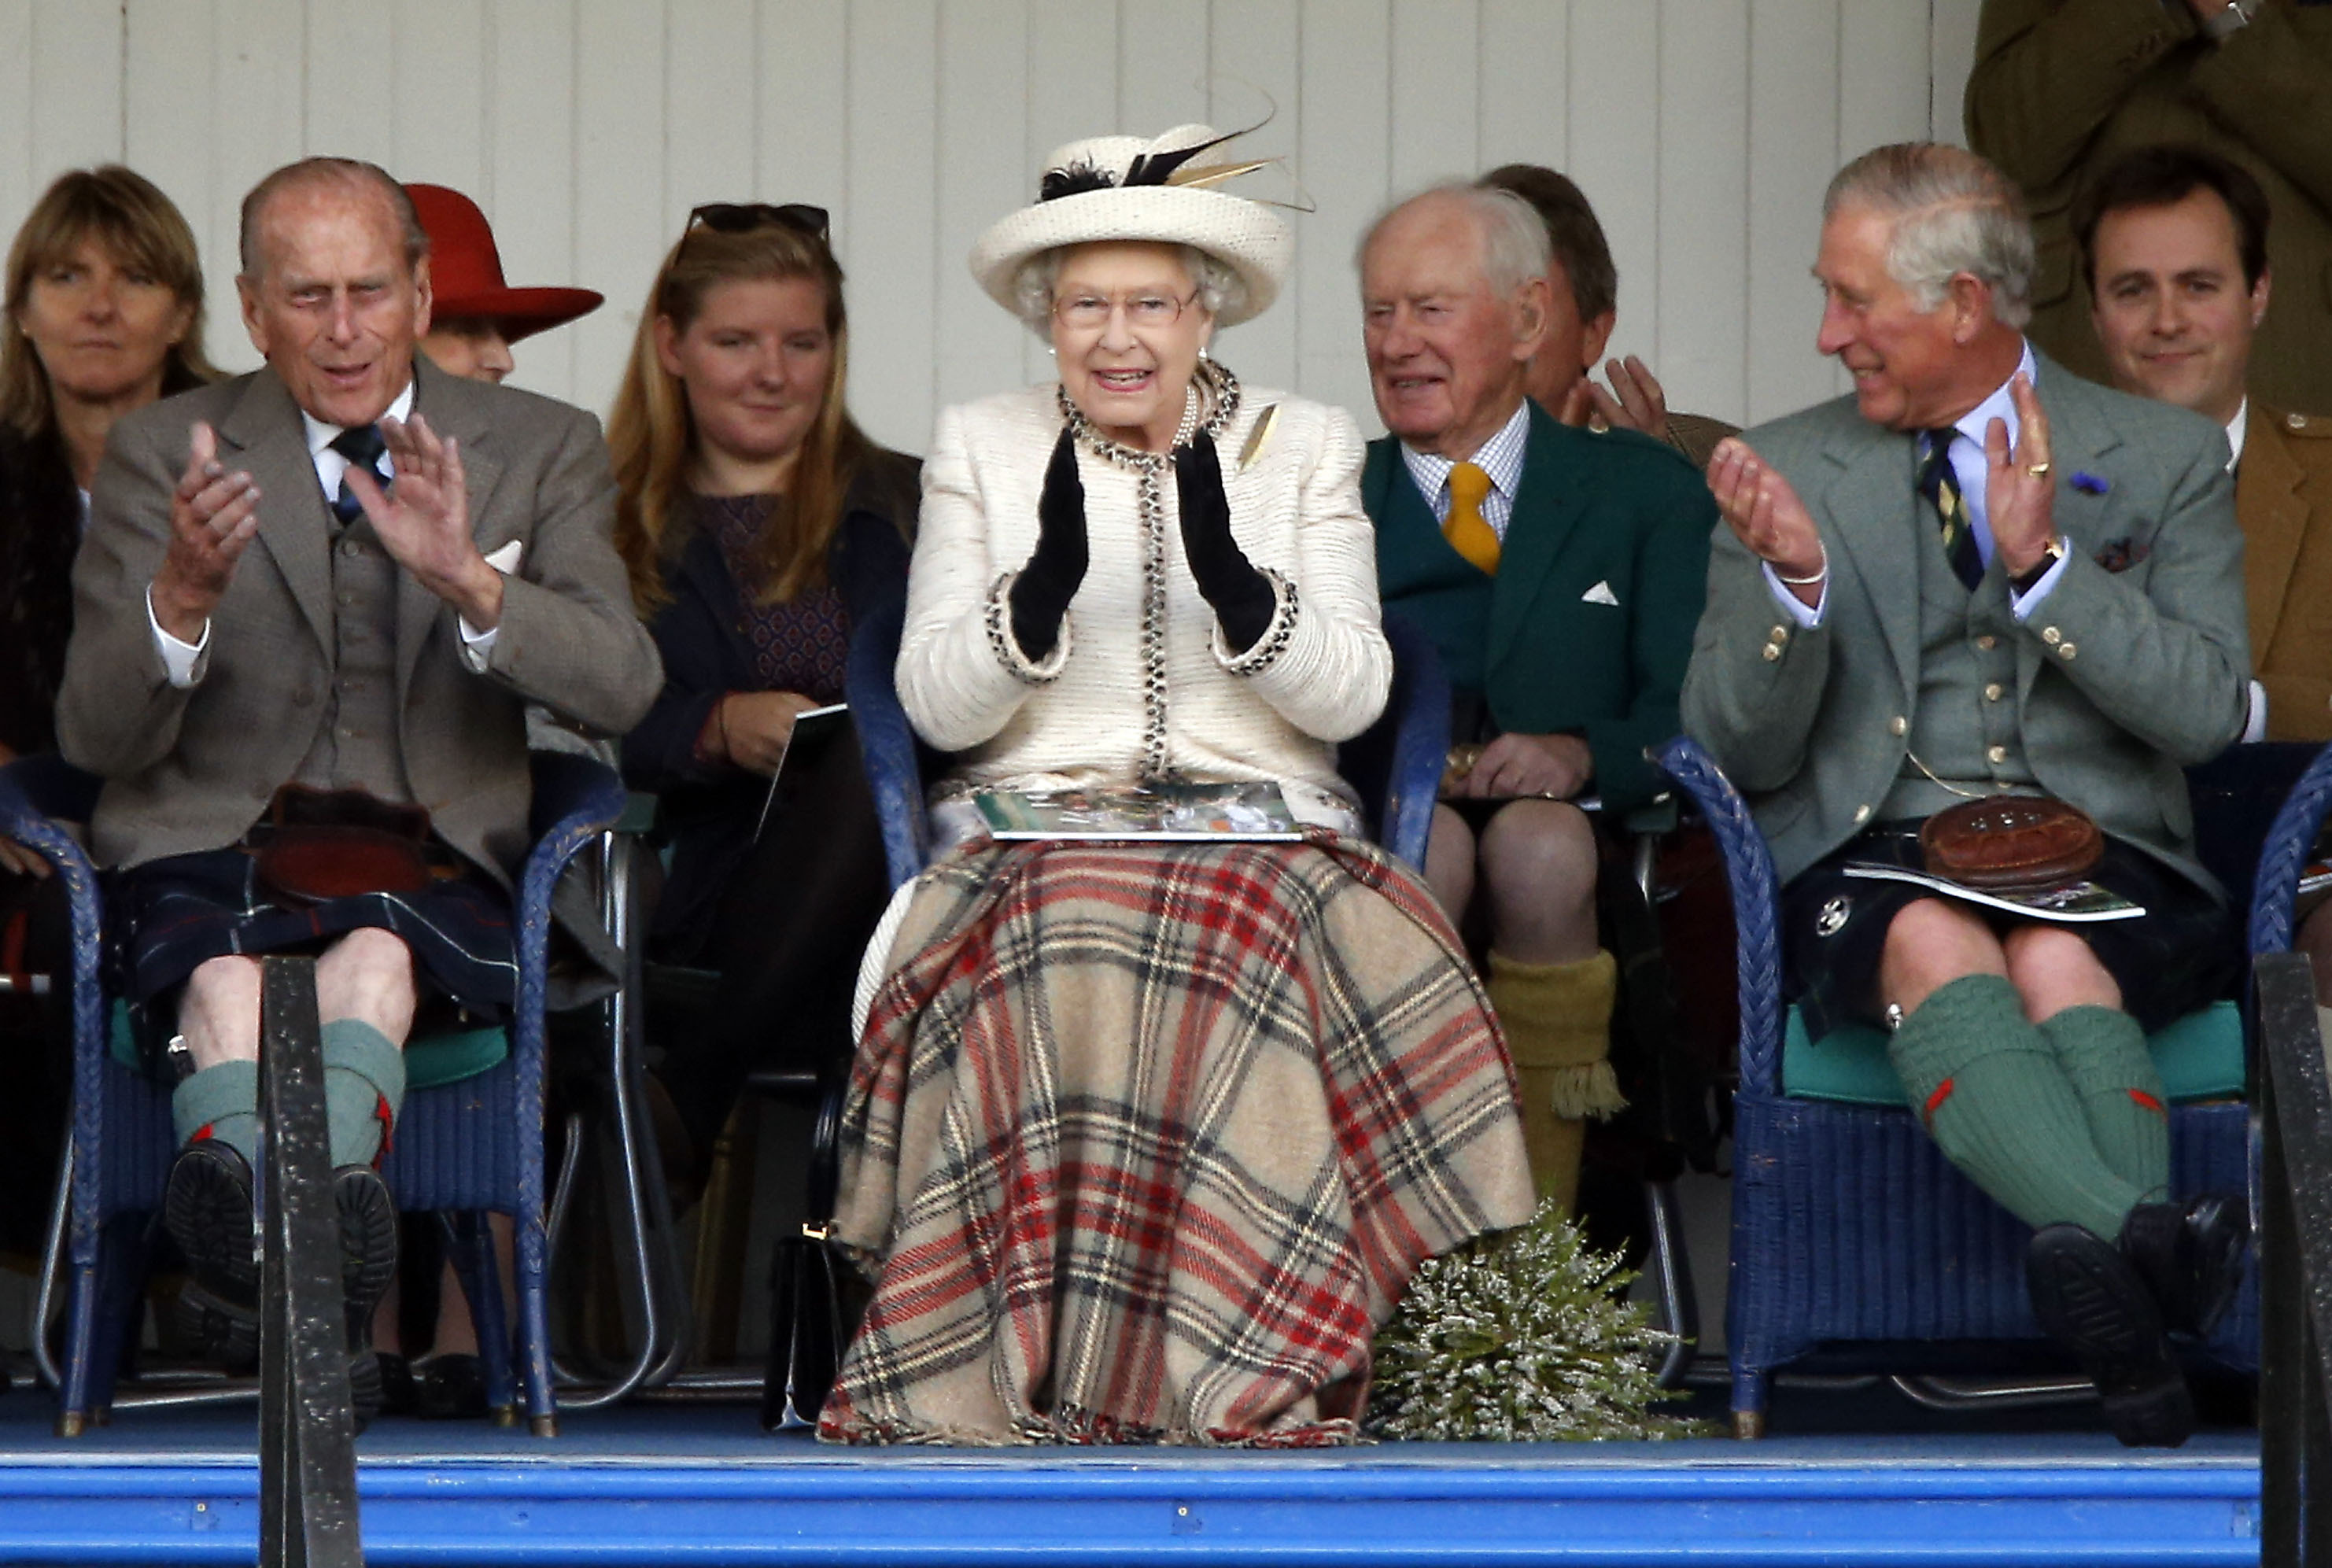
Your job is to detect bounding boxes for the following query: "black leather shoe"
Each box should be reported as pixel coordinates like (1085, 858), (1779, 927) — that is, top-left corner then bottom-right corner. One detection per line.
(334, 1165), (400, 1345)
(2028, 1223), (2194, 1448)
(413, 1352), (491, 1421)
(164, 1142), (260, 1368)
(2120, 1194), (2248, 1339)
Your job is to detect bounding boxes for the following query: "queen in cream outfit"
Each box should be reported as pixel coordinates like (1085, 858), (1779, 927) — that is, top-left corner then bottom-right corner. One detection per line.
(821, 126), (1531, 1448)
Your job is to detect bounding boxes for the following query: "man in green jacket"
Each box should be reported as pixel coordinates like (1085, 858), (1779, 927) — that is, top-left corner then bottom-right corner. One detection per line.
(1358, 183), (1716, 1213)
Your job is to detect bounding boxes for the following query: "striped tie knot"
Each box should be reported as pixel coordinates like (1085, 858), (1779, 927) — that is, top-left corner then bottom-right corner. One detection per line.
(1918, 427), (1983, 591)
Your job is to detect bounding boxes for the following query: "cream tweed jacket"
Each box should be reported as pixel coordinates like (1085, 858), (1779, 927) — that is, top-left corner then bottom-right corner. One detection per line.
(897, 378), (1392, 826)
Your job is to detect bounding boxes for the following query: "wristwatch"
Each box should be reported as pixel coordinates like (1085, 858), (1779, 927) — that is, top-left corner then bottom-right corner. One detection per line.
(2198, 0), (2254, 41)
(2009, 534), (2070, 595)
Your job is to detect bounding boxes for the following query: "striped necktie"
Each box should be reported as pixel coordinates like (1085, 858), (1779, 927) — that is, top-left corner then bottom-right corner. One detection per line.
(1442, 460), (1500, 575)
(1918, 428), (1983, 591)
(330, 423), (389, 526)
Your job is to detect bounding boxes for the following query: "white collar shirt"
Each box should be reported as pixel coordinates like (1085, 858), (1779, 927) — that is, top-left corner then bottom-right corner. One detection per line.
(2226, 397), (2249, 474)
(304, 378), (414, 501)
(1398, 400), (1531, 541)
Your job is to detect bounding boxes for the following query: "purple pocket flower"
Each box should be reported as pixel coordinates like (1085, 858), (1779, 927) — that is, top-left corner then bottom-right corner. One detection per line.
(2071, 471), (2109, 496)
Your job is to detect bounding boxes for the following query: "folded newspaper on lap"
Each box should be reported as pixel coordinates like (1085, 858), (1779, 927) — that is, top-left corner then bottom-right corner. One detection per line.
(975, 781), (1305, 842)
(1839, 861), (2146, 923)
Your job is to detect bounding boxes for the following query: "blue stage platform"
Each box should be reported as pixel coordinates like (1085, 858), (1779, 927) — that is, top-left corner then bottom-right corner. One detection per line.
(0, 1400), (2261, 1566)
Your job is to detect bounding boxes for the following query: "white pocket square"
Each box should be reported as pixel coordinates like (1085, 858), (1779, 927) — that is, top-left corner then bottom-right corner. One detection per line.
(482, 540), (523, 575)
(1581, 580), (1619, 607)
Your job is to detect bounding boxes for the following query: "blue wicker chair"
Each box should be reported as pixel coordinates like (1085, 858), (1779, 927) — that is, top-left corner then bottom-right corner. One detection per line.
(847, 596), (1452, 887)
(3, 751), (625, 1436)
(1654, 734), (2282, 1437)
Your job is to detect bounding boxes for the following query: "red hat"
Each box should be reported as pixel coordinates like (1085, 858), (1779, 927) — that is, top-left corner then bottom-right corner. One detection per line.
(405, 183), (603, 343)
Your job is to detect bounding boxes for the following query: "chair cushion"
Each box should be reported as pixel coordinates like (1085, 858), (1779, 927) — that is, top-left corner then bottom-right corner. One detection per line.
(109, 1002), (507, 1090)
(1780, 998), (2245, 1107)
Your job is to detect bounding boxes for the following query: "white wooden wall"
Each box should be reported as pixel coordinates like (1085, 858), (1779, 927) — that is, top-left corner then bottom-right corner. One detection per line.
(1, 0), (1983, 454)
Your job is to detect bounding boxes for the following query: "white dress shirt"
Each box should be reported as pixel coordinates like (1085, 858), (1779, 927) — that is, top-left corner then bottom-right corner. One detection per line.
(146, 379), (501, 686)
(1398, 400), (1531, 540)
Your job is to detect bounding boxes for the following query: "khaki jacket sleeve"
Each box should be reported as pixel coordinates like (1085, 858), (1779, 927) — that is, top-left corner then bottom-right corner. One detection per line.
(1963, 0), (2193, 186)
(2188, 2), (2332, 212)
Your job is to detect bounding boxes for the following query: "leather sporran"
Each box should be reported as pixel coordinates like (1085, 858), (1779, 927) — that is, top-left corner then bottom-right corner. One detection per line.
(760, 1072), (864, 1431)
(1919, 795), (2104, 892)
(249, 785), (443, 906)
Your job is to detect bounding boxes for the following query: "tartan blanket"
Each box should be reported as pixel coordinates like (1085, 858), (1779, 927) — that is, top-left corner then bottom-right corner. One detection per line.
(821, 833), (1533, 1445)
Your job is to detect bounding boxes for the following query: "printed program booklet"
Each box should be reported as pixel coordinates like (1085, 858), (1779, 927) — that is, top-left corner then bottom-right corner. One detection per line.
(1839, 861), (2147, 923)
(974, 780), (1306, 842)
(753, 703), (851, 842)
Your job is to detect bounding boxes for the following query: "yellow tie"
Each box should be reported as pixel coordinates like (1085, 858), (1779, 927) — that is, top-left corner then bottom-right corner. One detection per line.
(1442, 461), (1500, 575)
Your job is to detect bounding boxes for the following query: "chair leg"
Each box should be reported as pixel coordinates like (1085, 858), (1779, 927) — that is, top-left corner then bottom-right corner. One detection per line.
(441, 1211), (518, 1422)
(1732, 1369), (1769, 1440)
(1643, 1179), (1700, 1388)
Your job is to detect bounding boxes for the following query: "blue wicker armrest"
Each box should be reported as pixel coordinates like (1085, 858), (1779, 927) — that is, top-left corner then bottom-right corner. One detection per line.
(845, 595), (929, 891)
(1654, 736), (1784, 1097)
(2249, 738), (2332, 957)
(1372, 614), (1450, 874)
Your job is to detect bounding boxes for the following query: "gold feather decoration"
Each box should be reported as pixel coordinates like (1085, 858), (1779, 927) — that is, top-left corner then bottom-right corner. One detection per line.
(1238, 403), (1282, 471)
(1165, 159), (1275, 190)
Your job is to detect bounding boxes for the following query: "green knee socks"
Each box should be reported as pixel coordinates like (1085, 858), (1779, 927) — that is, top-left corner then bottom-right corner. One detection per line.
(1888, 974), (2142, 1239)
(171, 1021), (407, 1171)
(322, 1019), (405, 1169)
(2039, 1004), (2170, 1203)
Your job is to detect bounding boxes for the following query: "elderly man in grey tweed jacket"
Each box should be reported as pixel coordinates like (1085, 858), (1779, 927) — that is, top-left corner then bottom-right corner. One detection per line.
(1681, 142), (2249, 1450)
(57, 157), (658, 1394)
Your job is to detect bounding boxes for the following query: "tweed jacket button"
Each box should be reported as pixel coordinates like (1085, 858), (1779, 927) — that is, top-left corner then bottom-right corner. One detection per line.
(2059, 643), (2076, 659)
(1983, 683), (2003, 702)
(2040, 626), (2062, 646)
(1976, 635), (1998, 651)
(1987, 744), (2007, 765)
(1853, 803), (1873, 825)
(1762, 643), (1781, 662)
(1889, 715), (1907, 736)
(2291, 412), (2308, 431)
(1769, 625), (1790, 646)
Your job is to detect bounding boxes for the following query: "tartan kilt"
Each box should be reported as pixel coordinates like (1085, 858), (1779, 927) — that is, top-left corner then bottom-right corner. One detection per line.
(821, 833), (1534, 1446)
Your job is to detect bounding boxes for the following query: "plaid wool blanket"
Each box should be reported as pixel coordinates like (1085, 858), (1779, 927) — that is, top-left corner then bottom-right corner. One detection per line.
(821, 834), (1533, 1445)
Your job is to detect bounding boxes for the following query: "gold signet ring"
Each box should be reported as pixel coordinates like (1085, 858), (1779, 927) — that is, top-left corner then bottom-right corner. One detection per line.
(2025, 462), (2052, 478)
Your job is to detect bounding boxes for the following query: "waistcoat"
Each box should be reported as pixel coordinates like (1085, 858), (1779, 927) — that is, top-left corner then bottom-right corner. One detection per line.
(291, 510), (412, 804)
(1879, 517), (2037, 821)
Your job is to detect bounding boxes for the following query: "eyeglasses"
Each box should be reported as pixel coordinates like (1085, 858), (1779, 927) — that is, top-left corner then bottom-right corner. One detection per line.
(1050, 289), (1201, 331)
(684, 202), (831, 245)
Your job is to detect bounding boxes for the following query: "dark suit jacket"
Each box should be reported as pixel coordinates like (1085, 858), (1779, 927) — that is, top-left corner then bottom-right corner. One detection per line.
(1681, 353), (2249, 890)
(2238, 404), (2332, 741)
(1367, 400), (1716, 810)
(622, 452), (917, 951)
(57, 358), (662, 887)
(0, 428), (82, 758)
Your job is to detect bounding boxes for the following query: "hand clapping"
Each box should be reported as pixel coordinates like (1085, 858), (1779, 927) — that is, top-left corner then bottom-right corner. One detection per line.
(1983, 374), (2057, 579)
(1707, 437), (1826, 601)
(149, 421), (261, 643)
(342, 412), (503, 629)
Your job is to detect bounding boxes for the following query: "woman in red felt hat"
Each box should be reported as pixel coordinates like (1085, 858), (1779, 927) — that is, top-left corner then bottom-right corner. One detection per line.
(404, 183), (602, 384)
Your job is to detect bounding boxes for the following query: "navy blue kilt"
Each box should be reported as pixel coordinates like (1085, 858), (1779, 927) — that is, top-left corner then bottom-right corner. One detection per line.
(1782, 820), (2238, 1041)
(107, 847), (517, 1046)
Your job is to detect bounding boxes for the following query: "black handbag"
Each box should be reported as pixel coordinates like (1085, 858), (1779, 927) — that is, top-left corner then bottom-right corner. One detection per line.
(758, 1068), (862, 1431)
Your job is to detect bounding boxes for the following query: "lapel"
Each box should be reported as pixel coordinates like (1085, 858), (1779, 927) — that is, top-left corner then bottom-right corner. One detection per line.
(216, 367), (336, 657)
(1486, 403), (1590, 674)
(2013, 361), (2121, 704)
(2237, 406), (2307, 659)
(392, 360), (505, 706)
(1815, 413), (1922, 704)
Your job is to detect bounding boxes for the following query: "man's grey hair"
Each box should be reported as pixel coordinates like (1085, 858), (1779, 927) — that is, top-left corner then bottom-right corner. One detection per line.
(1356, 183), (1553, 301)
(1007, 244), (1245, 337)
(1824, 143), (2035, 330)
(238, 157), (430, 281)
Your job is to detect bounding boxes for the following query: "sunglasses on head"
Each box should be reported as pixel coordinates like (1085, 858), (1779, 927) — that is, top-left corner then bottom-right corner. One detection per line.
(684, 202), (831, 245)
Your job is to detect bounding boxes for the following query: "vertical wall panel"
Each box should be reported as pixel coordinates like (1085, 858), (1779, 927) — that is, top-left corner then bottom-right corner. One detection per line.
(1932, 0), (1984, 146)
(1296, 0), (1389, 430)
(1208, 0), (1298, 393)
(209, 0), (308, 374)
(30, 2), (124, 182)
(1566, 0), (1659, 366)
(1478, 0), (1566, 175)
(1116, 2), (1208, 143)
(1388, 0), (1475, 194)
(1021, 0), (1118, 386)
(1839, 1), (1931, 161)
(124, 3), (220, 363)
(1656, 0), (1751, 425)
(934, 0), (1028, 415)
(393, 0), (488, 193)
(488, 0), (584, 404)
(666, 0), (757, 229)
(572, 1), (665, 420)
(306, 0), (394, 168)
(1744, 0), (1841, 425)
(845, 0), (939, 453)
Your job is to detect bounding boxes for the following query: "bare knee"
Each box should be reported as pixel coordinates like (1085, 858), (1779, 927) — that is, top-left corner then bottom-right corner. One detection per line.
(1878, 899), (2006, 1016)
(179, 955), (264, 1068)
(2002, 924), (2121, 1019)
(315, 928), (418, 1043)
(1478, 799), (1599, 964)
(1424, 806), (1478, 925)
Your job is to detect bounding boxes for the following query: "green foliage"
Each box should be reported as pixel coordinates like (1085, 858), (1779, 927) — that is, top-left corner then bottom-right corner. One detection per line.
(1367, 1201), (1710, 1442)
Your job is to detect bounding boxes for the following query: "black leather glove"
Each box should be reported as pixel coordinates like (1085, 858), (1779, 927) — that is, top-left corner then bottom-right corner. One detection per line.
(1174, 432), (1277, 654)
(1008, 427), (1088, 662)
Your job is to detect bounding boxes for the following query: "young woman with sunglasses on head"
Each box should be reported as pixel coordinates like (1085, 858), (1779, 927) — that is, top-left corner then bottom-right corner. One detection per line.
(612, 204), (919, 1178)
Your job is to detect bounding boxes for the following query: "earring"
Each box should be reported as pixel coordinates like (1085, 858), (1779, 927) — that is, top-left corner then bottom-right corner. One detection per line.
(1198, 345), (1211, 362)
